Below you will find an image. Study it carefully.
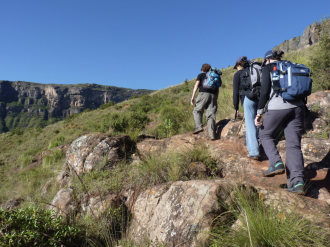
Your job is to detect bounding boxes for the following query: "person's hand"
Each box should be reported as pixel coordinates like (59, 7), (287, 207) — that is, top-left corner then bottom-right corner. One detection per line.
(255, 114), (262, 127)
(190, 98), (195, 106)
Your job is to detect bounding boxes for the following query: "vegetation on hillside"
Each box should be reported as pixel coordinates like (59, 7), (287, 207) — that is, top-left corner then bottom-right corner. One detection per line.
(0, 80), (154, 133)
(310, 18), (330, 91)
(0, 24), (330, 245)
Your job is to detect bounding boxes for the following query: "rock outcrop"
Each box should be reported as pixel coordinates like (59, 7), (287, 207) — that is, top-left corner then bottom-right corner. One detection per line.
(0, 80), (153, 133)
(46, 91), (330, 246)
(56, 133), (134, 187)
(274, 22), (321, 52)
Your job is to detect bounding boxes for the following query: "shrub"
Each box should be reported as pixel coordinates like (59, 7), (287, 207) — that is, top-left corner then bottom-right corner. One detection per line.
(310, 18), (330, 91)
(48, 135), (65, 150)
(64, 113), (78, 123)
(84, 108), (93, 113)
(0, 207), (84, 246)
(9, 128), (24, 136)
(99, 101), (116, 110)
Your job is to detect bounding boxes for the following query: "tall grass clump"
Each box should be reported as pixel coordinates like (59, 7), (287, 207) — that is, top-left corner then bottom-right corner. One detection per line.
(131, 144), (218, 187)
(42, 149), (64, 167)
(18, 154), (34, 169)
(210, 186), (330, 247)
(83, 205), (131, 247)
(48, 135), (65, 150)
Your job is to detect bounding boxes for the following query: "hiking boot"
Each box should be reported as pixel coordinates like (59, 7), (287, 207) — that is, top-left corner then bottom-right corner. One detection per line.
(263, 161), (285, 177)
(209, 136), (215, 141)
(286, 182), (305, 195)
(248, 155), (260, 160)
(193, 126), (204, 134)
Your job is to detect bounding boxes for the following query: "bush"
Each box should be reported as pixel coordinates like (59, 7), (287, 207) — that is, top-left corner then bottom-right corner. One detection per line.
(83, 108), (93, 113)
(64, 113), (79, 123)
(9, 128), (24, 136)
(310, 18), (330, 91)
(0, 207), (84, 246)
(99, 101), (116, 110)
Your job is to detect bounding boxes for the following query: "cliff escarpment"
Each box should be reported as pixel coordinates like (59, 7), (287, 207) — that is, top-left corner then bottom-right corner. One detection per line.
(0, 80), (153, 133)
(273, 22), (321, 52)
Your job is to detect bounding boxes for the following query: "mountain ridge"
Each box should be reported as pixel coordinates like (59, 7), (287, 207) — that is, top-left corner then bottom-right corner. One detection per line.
(0, 80), (153, 133)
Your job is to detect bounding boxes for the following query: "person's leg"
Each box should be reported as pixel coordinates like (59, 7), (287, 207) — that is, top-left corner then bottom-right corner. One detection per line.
(205, 93), (217, 139)
(243, 96), (259, 156)
(283, 106), (305, 188)
(193, 92), (207, 130)
(260, 109), (291, 167)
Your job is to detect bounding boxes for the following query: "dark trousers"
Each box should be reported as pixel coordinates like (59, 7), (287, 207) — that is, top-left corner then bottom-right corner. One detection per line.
(260, 106), (305, 188)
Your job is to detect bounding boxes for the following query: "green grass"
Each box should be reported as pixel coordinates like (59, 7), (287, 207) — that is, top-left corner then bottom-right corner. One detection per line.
(48, 135), (65, 150)
(0, 38), (329, 246)
(42, 149), (64, 167)
(209, 186), (330, 247)
(0, 43), (323, 203)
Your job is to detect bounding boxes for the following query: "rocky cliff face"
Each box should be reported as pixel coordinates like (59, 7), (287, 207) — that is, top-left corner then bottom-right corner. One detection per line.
(0, 80), (153, 132)
(273, 22), (321, 52)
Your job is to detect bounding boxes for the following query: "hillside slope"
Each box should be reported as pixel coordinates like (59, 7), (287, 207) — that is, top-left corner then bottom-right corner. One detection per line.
(0, 80), (153, 133)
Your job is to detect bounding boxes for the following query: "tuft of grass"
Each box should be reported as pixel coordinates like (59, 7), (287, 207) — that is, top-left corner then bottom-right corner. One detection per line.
(48, 135), (65, 150)
(131, 144), (218, 187)
(18, 154), (34, 169)
(210, 186), (330, 247)
(42, 149), (64, 167)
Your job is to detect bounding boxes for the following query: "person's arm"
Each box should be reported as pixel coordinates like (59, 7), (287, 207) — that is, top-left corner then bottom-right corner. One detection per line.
(190, 80), (201, 106)
(255, 65), (272, 127)
(257, 65), (272, 113)
(233, 72), (240, 116)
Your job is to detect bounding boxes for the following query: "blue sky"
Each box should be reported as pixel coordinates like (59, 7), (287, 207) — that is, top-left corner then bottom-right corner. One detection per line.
(0, 0), (329, 90)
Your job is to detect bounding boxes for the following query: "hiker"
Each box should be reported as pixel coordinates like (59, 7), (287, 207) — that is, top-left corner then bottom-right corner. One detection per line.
(233, 56), (261, 159)
(190, 63), (221, 140)
(255, 50), (306, 194)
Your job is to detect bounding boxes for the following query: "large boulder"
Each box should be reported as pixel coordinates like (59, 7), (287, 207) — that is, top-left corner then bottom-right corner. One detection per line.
(56, 133), (134, 188)
(129, 180), (230, 247)
(49, 188), (78, 217)
(128, 180), (330, 247)
(257, 186), (330, 226)
(81, 192), (122, 218)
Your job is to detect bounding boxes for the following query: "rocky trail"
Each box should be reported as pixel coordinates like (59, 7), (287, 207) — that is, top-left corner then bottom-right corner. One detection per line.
(2, 91), (330, 246)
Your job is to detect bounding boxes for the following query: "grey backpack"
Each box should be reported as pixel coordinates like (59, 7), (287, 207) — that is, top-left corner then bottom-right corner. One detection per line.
(249, 62), (263, 87)
(239, 62), (263, 100)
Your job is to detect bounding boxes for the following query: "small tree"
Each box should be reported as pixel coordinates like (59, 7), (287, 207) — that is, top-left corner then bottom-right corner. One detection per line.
(310, 17), (330, 91)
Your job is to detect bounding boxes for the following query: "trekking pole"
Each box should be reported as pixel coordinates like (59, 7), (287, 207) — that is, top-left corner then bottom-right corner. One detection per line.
(236, 116), (245, 137)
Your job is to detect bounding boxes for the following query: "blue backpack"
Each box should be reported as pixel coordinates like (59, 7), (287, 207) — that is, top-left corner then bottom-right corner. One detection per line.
(271, 61), (312, 101)
(202, 67), (222, 90)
